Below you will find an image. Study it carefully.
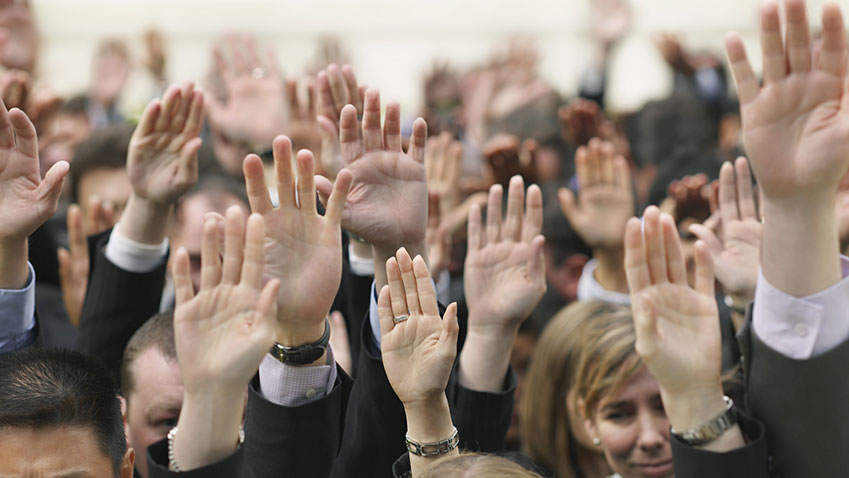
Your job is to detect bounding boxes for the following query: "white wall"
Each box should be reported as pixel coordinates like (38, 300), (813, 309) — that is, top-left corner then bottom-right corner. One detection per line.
(33, 0), (834, 116)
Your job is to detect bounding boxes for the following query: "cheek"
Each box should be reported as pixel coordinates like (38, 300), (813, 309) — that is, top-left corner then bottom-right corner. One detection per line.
(597, 421), (638, 466)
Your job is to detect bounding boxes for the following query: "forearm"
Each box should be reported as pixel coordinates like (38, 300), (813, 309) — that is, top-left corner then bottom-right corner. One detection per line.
(404, 395), (459, 476)
(373, 240), (429, 290)
(592, 246), (628, 293)
(174, 388), (245, 470)
(762, 196), (842, 296)
(117, 194), (173, 245)
(0, 239), (28, 289)
(458, 320), (516, 393)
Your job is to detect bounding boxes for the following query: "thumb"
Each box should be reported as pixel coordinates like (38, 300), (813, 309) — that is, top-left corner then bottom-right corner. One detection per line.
(557, 187), (578, 221)
(440, 302), (460, 358)
(36, 160), (69, 213)
(315, 174), (334, 206)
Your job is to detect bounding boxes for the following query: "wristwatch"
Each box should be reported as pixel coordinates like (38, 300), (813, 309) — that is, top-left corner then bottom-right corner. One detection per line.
(671, 396), (737, 447)
(269, 318), (330, 365)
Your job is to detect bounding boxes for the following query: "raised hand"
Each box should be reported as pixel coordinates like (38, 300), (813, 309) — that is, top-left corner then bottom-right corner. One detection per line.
(314, 87), (430, 289)
(316, 64), (364, 179)
(726, 0), (847, 295)
(0, 96), (67, 285)
(242, 136), (352, 346)
(379, 248), (459, 406)
(558, 137), (633, 250)
(461, 176), (545, 392)
(481, 134), (538, 188)
(206, 36), (289, 149)
(378, 248), (460, 474)
(171, 207), (279, 469)
(286, 77), (323, 168)
(127, 82), (203, 205)
(689, 157), (761, 305)
(57, 200), (116, 327)
(426, 193), (451, 281)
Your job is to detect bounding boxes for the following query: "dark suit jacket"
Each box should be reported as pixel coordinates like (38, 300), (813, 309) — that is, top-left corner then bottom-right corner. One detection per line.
(75, 229), (168, 383)
(147, 438), (244, 478)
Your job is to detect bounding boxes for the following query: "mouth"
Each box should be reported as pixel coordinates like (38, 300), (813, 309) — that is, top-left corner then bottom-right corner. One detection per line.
(633, 460), (674, 477)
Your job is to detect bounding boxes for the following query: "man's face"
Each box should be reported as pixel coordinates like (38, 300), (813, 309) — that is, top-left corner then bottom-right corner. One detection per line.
(0, 425), (134, 477)
(77, 167), (131, 220)
(125, 347), (183, 478)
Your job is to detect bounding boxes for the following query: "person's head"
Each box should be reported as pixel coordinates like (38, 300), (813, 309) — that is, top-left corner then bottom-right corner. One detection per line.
(0, 347), (134, 478)
(171, 173), (249, 291)
(574, 307), (672, 478)
(540, 193), (592, 304)
(121, 312), (182, 478)
(39, 95), (92, 177)
(419, 452), (543, 478)
(521, 301), (623, 478)
(69, 122), (134, 219)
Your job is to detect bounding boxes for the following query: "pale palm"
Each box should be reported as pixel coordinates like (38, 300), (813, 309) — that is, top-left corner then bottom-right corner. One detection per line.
(710, 219), (760, 296)
(566, 187), (633, 247)
(465, 242), (544, 326)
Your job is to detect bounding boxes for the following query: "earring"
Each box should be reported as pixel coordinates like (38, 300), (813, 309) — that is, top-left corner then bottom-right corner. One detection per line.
(592, 437), (601, 446)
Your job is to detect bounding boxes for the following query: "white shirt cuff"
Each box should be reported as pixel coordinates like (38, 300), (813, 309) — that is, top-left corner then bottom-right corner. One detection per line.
(752, 256), (849, 359)
(348, 243), (374, 277)
(0, 262), (37, 351)
(104, 225), (169, 273)
(577, 259), (631, 305)
(258, 346), (337, 407)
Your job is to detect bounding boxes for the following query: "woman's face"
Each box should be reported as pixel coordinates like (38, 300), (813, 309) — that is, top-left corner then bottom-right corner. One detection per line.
(584, 365), (673, 478)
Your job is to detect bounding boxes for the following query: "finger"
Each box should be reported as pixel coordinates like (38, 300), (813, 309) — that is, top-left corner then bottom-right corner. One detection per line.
(315, 174), (333, 206)
(632, 299), (659, 360)
(326, 64), (350, 111)
(136, 98), (161, 137)
(386, 256), (409, 318)
(383, 102), (402, 152)
(467, 203), (483, 251)
(784, 0), (812, 74)
(36, 160), (69, 214)
(172, 247), (195, 306)
(395, 248), (421, 316)
(413, 255), (439, 317)
(339, 104), (362, 164)
(286, 78), (300, 116)
(323, 169), (352, 228)
(485, 184), (503, 243)
(199, 217), (222, 290)
(693, 240), (716, 298)
(624, 216), (651, 292)
(661, 213), (686, 284)
(503, 175), (525, 241)
(718, 161), (739, 224)
(317, 71), (337, 120)
(522, 184), (544, 242)
(440, 302), (460, 355)
(575, 146), (590, 189)
(154, 85), (181, 132)
(220, 206), (245, 285)
(527, 234), (546, 284)
(212, 45), (232, 83)
(688, 223), (723, 258)
(0, 97), (12, 148)
(296, 149), (318, 215)
(558, 187), (577, 224)
(427, 133), (446, 181)
(244, 36), (263, 70)
(725, 33), (759, 104)
(818, 2), (847, 77)
(242, 154), (274, 214)
(377, 284), (395, 338)
(240, 213), (266, 290)
(264, 46), (281, 79)
(8, 108), (37, 157)
(428, 192), (441, 230)
(599, 141), (616, 184)
(184, 91), (205, 137)
(227, 35), (248, 75)
(445, 141), (463, 187)
(734, 157), (757, 219)
(586, 138), (602, 186)
(643, 206), (668, 284)
(760, 1), (787, 84)
(66, 204), (87, 260)
(362, 88), (383, 152)
(407, 118), (428, 163)
(273, 135), (295, 208)
(171, 82), (195, 134)
(613, 155), (631, 191)
(341, 65), (363, 112)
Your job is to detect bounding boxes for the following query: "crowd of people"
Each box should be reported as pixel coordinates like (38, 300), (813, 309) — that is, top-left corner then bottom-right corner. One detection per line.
(0, 0), (847, 476)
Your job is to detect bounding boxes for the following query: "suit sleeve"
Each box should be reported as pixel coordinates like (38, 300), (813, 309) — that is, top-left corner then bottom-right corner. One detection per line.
(147, 438), (244, 478)
(75, 229), (168, 383)
(447, 363), (517, 453)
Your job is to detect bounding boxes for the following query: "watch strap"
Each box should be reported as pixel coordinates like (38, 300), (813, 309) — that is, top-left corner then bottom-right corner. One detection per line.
(269, 318), (330, 365)
(671, 396), (737, 447)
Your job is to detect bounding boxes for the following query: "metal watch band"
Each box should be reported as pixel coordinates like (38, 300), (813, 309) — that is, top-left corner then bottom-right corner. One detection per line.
(671, 396), (736, 446)
(269, 318), (330, 365)
(405, 427), (460, 457)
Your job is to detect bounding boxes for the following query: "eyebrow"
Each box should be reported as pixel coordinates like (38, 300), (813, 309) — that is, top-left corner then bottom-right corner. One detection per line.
(54, 472), (94, 478)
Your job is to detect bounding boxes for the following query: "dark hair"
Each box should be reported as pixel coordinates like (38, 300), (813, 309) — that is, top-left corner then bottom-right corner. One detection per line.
(69, 122), (135, 203)
(0, 347), (127, 476)
(121, 311), (176, 399)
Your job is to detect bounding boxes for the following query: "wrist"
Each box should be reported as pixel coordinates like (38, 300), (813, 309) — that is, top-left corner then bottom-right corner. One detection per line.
(458, 324), (516, 393)
(175, 388), (245, 470)
(274, 319), (326, 348)
(0, 239), (28, 289)
(373, 240), (429, 289)
(660, 385), (727, 432)
(403, 394), (454, 442)
(592, 247), (628, 293)
(117, 194), (173, 245)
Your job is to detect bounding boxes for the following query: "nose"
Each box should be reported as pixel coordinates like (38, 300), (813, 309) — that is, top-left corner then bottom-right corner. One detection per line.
(636, 411), (668, 452)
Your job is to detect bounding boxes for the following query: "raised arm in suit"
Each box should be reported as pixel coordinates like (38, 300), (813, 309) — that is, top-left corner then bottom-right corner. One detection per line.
(76, 82), (203, 380)
(724, 1), (849, 475)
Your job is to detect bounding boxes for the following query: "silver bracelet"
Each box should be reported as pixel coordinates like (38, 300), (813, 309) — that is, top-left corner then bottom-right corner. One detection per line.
(671, 396), (736, 446)
(167, 425), (246, 471)
(405, 427), (460, 457)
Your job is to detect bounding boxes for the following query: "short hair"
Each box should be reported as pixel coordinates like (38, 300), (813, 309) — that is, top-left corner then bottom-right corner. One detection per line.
(121, 311), (176, 399)
(69, 122), (135, 203)
(0, 347), (126, 477)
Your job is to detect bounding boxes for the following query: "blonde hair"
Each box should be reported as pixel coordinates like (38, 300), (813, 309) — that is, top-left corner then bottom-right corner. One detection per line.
(519, 301), (639, 478)
(418, 452), (542, 478)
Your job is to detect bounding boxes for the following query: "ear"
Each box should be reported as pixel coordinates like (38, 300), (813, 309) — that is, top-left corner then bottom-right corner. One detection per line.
(119, 395), (130, 445)
(577, 397), (599, 445)
(121, 448), (135, 478)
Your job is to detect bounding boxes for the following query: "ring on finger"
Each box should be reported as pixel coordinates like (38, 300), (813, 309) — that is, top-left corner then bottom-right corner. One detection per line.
(393, 314), (409, 324)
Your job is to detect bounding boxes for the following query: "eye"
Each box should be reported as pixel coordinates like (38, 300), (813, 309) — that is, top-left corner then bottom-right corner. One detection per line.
(604, 409), (633, 422)
(157, 417), (178, 429)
